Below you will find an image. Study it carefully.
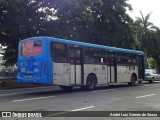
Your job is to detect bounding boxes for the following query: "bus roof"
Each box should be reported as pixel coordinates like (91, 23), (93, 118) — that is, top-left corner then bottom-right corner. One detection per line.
(21, 36), (144, 55)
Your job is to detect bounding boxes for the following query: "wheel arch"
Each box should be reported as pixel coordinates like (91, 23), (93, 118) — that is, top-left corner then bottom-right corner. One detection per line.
(131, 73), (138, 81)
(86, 73), (97, 84)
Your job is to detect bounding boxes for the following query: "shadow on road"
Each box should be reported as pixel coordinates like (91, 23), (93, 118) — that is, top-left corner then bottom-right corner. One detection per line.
(26, 82), (160, 96)
(2, 81), (159, 98)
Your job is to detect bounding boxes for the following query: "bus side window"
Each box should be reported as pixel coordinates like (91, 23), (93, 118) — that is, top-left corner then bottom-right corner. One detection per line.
(95, 56), (101, 64)
(89, 56), (95, 63)
(84, 56), (90, 63)
(50, 42), (68, 63)
(129, 54), (137, 65)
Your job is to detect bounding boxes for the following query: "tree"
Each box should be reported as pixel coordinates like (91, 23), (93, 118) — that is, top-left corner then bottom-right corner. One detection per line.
(0, 0), (54, 66)
(148, 29), (160, 71)
(48, 0), (135, 48)
(134, 11), (156, 58)
(1, 0), (135, 65)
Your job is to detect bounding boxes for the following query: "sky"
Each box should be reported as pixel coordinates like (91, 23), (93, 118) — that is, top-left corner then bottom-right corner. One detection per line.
(127, 0), (160, 28)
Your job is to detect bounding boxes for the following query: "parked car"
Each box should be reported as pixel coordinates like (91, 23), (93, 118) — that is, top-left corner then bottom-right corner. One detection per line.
(145, 69), (160, 83)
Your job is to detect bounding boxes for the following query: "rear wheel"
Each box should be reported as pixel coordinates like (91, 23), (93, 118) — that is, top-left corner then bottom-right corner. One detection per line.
(60, 86), (73, 91)
(86, 75), (96, 90)
(128, 74), (136, 86)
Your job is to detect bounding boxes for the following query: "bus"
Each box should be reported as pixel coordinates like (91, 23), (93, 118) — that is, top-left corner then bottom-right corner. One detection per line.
(17, 37), (145, 90)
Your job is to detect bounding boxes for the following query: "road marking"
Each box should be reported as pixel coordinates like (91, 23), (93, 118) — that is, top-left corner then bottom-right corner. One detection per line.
(0, 93), (17, 97)
(92, 89), (115, 92)
(136, 94), (156, 99)
(12, 96), (55, 102)
(71, 106), (95, 111)
(46, 106), (95, 117)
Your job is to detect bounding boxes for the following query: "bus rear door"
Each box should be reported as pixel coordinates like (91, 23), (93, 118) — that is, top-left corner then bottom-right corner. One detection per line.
(70, 47), (83, 85)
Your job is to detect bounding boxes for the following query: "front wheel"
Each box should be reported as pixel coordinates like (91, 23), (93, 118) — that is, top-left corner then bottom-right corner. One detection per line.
(128, 74), (136, 86)
(86, 75), (96, 90)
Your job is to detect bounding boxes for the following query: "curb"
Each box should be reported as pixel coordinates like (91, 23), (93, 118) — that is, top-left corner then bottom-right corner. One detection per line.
(0, 79), (45, 90)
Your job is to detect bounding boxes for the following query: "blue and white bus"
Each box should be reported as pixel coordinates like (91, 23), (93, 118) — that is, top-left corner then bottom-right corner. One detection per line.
(18, 37), (145, 90)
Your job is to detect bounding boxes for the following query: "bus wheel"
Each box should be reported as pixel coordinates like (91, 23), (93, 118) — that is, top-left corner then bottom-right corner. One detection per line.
(149, 78), (154, 83)
(86, 75), (96, 90)
(128, 74), (136, 86)
(60, 86), (73, 91)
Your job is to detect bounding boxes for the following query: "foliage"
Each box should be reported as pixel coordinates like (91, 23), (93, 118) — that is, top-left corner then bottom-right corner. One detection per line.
(147, 57), (155, 69)
(133, 11), (160, 70)
(0, 0), (135, 65)
(49, 0), (135, 49)
(0, 0), (53, 65)
(148, 29), (160, 70)
(133, 11), (160, 61)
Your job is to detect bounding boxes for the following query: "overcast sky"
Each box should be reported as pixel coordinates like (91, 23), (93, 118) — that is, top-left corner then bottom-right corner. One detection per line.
(127, 0), (160, 28)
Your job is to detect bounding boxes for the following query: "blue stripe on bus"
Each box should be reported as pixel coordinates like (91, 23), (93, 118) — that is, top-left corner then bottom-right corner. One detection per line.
(21, 36), (144, 55)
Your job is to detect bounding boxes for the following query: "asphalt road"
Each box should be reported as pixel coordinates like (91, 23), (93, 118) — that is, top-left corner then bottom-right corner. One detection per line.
(0, 81), (160, 120)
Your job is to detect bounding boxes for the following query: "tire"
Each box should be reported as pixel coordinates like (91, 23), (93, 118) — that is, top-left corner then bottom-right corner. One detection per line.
(60, 86), (73, 91)
(86, 75), (96, 90)
(128, 74), (136, 86)
(149, 78), (154, 83)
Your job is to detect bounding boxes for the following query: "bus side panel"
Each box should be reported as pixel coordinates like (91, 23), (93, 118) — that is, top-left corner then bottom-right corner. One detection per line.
(129, 66), (138, 78)
(117, 66), (123, 81)
(117, 65), (129, 82)
(117, 66), (138, 83)
(46, 38), (53, 84)
(53, 63), (70, 85)
(84, 64), (107, 85)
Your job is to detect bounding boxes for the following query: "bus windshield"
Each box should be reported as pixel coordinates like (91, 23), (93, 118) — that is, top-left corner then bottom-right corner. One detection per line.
(20, 39), (43, 56)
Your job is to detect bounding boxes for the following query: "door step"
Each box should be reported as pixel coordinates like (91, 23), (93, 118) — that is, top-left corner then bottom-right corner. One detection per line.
(108, 82), (117, 85)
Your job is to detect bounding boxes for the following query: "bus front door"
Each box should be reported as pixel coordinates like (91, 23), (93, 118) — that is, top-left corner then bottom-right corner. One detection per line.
(70, 47), (83, 85)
